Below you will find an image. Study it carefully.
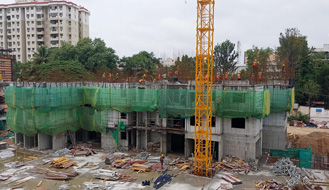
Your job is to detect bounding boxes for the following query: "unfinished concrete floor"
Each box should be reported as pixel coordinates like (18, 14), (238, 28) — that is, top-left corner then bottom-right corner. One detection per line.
(0, 145), (327, 190)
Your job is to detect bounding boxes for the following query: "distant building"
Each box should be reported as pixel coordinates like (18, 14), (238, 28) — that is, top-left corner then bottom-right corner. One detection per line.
(160, 58), (176, 67)
(0, 0), (90, 63)
(0, 48), (16, 82)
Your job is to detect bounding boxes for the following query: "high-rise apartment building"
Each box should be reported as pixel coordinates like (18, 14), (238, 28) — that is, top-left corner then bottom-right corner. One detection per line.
(0, 0), (89, 63)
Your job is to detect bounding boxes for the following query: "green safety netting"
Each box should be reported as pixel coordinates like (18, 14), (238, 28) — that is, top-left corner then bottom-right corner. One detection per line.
(83, 87), (111, 110)
(6, 107), (38, 136)
(268, 88), (294, 113)
(110, 88), (159, 113)
(213, 89), (270, 119)
(6, 107), (80, 136)
(5, 86), (83, 112)
(110, 121), (127, 147)
(4, 86), (294, 136)
(35, 108), (80, 136)
(77, 106), (108, 134)
(158, 89), (195, 118)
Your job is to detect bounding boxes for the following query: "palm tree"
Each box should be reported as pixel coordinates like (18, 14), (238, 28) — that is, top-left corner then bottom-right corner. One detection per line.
(32, 45), (50, 65)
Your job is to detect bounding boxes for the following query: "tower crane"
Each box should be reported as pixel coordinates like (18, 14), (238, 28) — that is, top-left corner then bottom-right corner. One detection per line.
(194, 0), (215, 177)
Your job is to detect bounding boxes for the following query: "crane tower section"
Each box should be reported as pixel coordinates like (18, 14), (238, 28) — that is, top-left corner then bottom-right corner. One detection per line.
(194, 0), (215, 177)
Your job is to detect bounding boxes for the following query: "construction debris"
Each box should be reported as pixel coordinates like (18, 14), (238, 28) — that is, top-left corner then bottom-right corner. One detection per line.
(23, 156), (38, 161)
(45, 170), (79, 180)
(133, 151), (149, 160)
(255, 179), (288, 189)
(247, 158), (260, 172)
(0, 148), (14, 159)
(131, 163), (151, 172)
(213, 156), (250, 173)
(221, 174), (242, 185)
(71, 144), (97, 156)
(111, 158), (131, 168)
(0, 142), (8, 150)
(50, 157), (77, 169)
(52, 148), (72, 156)
(4, 161), (25, 168)
(93, 169), (121, 181)
(271, 158), (307, 187)
(147, 142), (160, 152)
(176, 162), (192, 171)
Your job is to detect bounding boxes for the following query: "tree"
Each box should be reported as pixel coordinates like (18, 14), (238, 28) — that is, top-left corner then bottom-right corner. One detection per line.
(316, 63), (329, 108)
(75, 38), (119, 72)
(302, 79), (320, 117)
(120, 51), (159, 80)
(172, 55), (195, 82)
(213, 40), (238, 74)
(32, 45), (50, 65)
(276, 28), (307, 84)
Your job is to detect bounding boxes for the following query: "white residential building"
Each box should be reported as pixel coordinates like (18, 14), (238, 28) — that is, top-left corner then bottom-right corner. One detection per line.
(0, 0), (90, 62)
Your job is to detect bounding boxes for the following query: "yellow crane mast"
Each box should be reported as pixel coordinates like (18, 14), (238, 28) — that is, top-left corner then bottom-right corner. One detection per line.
(194, 0), (215, 177)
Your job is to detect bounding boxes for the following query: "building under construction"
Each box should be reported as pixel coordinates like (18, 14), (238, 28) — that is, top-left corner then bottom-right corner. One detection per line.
(4, 81), (294, 160)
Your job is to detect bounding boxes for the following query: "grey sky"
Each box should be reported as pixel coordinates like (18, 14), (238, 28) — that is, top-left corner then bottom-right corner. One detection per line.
(3, 0), (329, 61)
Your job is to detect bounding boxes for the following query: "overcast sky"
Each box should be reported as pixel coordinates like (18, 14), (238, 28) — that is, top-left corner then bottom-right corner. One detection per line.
(3, 0), (329, 63)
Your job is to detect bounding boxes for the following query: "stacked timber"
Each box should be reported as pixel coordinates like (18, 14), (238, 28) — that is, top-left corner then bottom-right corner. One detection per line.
(50, 157), (77, 169)
(45, 170), (79, 180)
(111, 158), (131, 168)
(131, 163), (151, 172)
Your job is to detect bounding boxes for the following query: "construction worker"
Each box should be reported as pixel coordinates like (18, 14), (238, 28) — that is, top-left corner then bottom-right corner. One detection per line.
(115, 73), (119, 82)
(162, 73), (167, 79)
(237, 72), (241, 80)
(160, 154), (164, 169)
(216, 72), (220, 81)
(253, 60), (257, 67)
(282, 64), (286, 73)
(224, 72), (228, 80)
(258, 72), (262, 80)
(108, 73), (112, 82)
(158, 73), (161, 80)
(102, 72), (106, 82)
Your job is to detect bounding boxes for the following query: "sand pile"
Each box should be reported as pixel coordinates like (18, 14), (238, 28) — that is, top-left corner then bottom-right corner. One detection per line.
(287, 132), (329, 157)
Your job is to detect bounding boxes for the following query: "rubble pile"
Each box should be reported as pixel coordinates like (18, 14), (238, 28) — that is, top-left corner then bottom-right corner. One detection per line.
(213, 156), (250, 173)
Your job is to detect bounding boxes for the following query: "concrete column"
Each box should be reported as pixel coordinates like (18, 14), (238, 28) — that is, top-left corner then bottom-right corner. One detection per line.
(52, 132), (67, 150)
(15, 133), (24, 145)
(24, 135), (35, 149)
(136, 130), (141, 149)
(218, 140), (223, 160)
(101, 132), (115, 149)
(38, 133), (52, 150)
(184, 138), (193, 158)
(160, 133), (167, 154)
